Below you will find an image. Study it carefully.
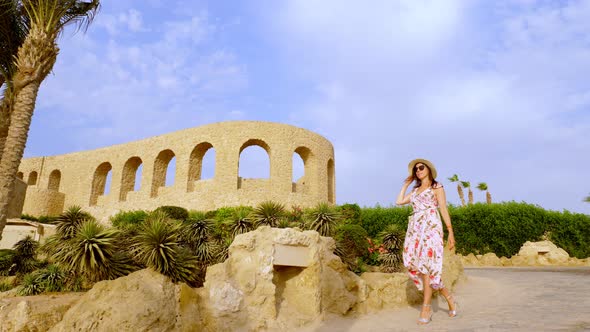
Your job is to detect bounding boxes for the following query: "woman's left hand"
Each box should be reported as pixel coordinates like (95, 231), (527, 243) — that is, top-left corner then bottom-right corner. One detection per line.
(447, 232), (455, 251)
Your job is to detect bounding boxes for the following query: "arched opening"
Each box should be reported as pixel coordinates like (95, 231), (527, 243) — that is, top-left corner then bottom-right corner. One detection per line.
(327, 159), (335, 203)
(16, 172), (23, 180)
(120, 157), (143, 201)
(27, 171), (38, 186)
(292, 146), (312, 193)
(47, 170), (61, 192)
(90, 162), (113, 206)
(187, 142), (215, 192)
(238, 139), (270, 189)
(151, 149), (175, 197)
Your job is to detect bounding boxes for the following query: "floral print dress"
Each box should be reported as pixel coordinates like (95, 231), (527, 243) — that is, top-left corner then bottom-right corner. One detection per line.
(402, 186), (445, 291)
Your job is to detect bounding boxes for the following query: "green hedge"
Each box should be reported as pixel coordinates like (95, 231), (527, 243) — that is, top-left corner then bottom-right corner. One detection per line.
(360, 202), (590, 258)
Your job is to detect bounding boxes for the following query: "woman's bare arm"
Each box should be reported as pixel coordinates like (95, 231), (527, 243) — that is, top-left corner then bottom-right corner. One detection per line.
(434, 184), (455, 250)
(396, 178), (413, 205)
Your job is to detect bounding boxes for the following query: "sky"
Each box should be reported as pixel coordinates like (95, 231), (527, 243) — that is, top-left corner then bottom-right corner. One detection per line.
(20, 0), (590, 214)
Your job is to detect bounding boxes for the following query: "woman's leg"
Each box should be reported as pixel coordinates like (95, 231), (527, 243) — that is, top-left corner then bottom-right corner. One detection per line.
(439, 286), (457, 315)
(419, 273), (433, 322)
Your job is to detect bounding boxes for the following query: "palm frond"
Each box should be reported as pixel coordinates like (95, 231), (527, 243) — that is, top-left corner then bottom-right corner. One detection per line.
(304, 203), (342, 237)
(477, 182), (488, 191)
(251, 201), (285, 227)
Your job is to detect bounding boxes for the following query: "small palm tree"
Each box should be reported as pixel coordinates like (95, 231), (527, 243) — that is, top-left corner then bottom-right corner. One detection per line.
(251, 201), (285, 228)
(10, 235), (39, 274)
(448, 174), (466, 206)
(461, 181), (473, 205)
(304, 203), (342, 237)
(477, 182), (492, 204)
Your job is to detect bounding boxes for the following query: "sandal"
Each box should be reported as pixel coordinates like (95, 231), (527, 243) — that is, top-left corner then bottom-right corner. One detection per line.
(417, 303), (433, 325)
(445, 294), (459, 318)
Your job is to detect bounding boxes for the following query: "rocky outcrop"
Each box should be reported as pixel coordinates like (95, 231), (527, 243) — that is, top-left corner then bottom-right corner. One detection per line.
(0, 294), (82, 332)
(49, 269), (201, 332)
(459, 241), (590, 267)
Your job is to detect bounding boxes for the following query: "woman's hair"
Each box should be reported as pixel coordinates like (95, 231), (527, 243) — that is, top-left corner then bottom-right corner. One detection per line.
(407, 164), (438, 189)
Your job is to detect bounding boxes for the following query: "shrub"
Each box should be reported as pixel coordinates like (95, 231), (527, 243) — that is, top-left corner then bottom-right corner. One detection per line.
(0, 281), (13, 292)
(20, 214), (38, 221)
(10, 236), (39, 275)
(337, 203), (362, 225)
(35, 264), (66, 292)
(360, 205), (411, 238)
(110, 210), (148, 229)
(334, 224), (369, 259)
(251, 201), (285, 227)
(37, 216), (58, 224)
(304, 203), (342, 237)
(0, 249), (14, 276)
(223, 207), (255, 239)
(131, 211), (199, 284)
(155, 206), (189, 221)
(55, 206), (95, 239)
(17, 273), (43, 296)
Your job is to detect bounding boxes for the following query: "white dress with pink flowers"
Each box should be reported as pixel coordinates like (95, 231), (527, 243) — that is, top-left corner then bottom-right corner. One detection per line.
(402, 185), (445, 291)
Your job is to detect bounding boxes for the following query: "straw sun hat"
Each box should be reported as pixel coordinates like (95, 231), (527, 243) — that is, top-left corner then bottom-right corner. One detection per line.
(408, 158), (437, 179)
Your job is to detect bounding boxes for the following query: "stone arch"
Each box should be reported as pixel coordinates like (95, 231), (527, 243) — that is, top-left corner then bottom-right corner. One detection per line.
(90, 162), (113, 206)
(292, 146), (313, 193)
(187, 142), (215, 192)
(327, 159), (335, 203)
(47, 170), (61, 192)
(27, 171), (38, 186)
(151, 149), (175, 197)
(16, 172), (23, 180)
(120, 157), (143, 201)
(238, 139), (271, 189)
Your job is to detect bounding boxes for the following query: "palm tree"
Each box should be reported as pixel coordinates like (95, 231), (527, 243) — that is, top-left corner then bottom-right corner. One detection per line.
(584, 194), (590, 203)
(0, 0), (100, 242)
(461, 181), (473, 205)
(0, 0), (28, 158)
(448, 174), (466, 206)
(477, 182), (492, 204)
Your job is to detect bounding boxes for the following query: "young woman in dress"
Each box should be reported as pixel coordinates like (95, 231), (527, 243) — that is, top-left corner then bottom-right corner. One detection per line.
(395, 158), (458, 325)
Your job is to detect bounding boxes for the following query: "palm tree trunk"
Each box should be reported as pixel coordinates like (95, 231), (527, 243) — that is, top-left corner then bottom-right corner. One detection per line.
(468, 189), (473, 204)
(486, 191), (492, 204)
(0, 81), (40, 239)
(0, 25), (57, 241)
(457, 185), (465, 206)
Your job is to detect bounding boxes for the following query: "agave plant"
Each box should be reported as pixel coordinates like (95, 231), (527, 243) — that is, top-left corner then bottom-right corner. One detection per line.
(17, 272), (43, 296)
(461, 181), (473, 205)
(223, 207), (254, 238)
(250, 201), (285, 227)
(305, 203), (342, 237)
(477, 182), (492, 204)
(55, 206), (95, 239)
(131, 211), (199, 283)
(35, 264), (65, 292)
(448, 174), (466, 206)
(180, 212), (214, 248)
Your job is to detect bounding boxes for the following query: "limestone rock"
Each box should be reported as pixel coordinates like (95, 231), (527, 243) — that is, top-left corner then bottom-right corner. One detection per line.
(516, 241), (570, 266)
(0, 293), (82, 332)
(49, 269), (191, 332)
(479, 253), (502, 266)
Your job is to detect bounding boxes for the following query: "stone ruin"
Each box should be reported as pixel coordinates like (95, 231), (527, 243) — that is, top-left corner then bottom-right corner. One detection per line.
(15, 121), (336, 221)
(0, 226), (464, 331)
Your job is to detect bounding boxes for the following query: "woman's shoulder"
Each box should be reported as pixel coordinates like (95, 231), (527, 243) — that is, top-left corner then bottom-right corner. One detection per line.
(432, 182), (444, 189)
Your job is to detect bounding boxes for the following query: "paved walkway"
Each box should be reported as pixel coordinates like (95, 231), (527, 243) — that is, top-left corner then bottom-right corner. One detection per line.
(302, 267), (590, 332)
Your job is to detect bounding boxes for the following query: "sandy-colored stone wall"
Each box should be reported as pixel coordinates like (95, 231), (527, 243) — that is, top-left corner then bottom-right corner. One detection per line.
(18, 121), (336, 221)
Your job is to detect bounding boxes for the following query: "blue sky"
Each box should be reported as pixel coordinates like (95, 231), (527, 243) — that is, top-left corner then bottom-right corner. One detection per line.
(22, 0), (590, 213)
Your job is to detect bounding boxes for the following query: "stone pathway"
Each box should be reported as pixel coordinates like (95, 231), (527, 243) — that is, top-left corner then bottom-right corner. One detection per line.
(301, 267), (590, 332)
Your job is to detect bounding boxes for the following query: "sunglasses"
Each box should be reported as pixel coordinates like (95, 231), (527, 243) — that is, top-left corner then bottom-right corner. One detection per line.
(414, 165), (426, 172)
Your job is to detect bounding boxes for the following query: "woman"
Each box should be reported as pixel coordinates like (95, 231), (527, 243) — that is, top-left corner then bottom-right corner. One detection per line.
(395, 158), (458, 325)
